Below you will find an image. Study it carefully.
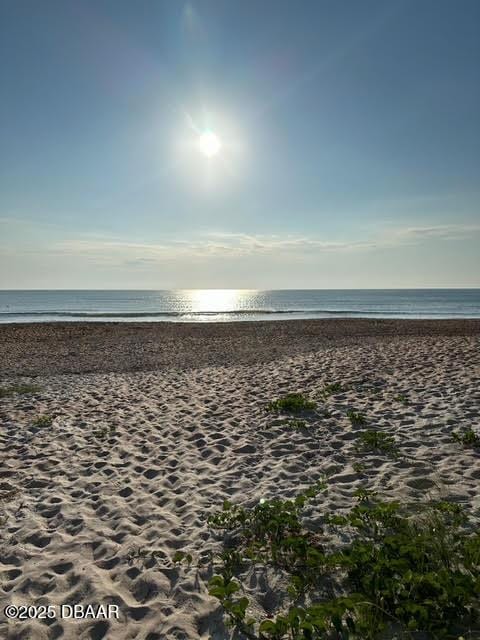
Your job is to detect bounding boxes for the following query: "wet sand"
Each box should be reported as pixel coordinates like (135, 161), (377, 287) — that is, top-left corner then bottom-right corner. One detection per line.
(1, 318), (479, 375)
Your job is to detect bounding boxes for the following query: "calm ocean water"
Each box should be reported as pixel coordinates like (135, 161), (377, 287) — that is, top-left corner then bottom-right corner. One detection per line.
(0, 290), (479, 323)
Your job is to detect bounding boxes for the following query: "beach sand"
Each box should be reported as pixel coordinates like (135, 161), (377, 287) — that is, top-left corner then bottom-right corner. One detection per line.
(1, 320), (479, 639)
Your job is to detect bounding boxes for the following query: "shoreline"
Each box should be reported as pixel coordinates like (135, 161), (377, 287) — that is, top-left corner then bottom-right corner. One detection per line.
(1, 318), (480, 376)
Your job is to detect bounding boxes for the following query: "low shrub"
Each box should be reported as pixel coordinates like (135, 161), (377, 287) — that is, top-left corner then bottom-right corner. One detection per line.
(355, 429), (398, 457)
(320, 383), (344, 398)
(206, 485), (479, 639)
(0, 384), (40, 398)
(347, 410), (367, 426)
(452, 428), (480, 448)
(32, 414), (53, 428)
(266, 394), (316, 413)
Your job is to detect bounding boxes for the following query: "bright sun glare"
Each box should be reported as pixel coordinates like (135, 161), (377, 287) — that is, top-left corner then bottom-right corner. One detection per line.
(197, 131), (222, 158)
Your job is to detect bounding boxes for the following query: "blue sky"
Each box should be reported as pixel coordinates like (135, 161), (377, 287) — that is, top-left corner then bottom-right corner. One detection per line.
(1, 0), (479, 288)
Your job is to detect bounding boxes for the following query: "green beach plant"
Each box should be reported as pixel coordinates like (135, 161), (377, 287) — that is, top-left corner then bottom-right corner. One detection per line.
(355, 429), (398, 457)
(32, 414), (53, 428)
(208, 481), (326, 569)
(281, 418), (309, 429)
(172, 550), (193, 566)
(452, 428), (480, 448)
(93, 424), (116, 439)
(266, 393), (316, 413)
(347, 409), (367, 426)
(320, 382), (344, 398)
(205, 483), (480, 640)
(352, 462), (366, 474)
(326, 497), (479, 638)
(0, 383), (41, 398)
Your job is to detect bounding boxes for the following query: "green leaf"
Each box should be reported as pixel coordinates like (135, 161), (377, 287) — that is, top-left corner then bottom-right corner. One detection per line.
(208, 586), (225, 599)
(225, 580), (240, 596)
(259, 620), (277, 633)
(208, 575), (224, 588)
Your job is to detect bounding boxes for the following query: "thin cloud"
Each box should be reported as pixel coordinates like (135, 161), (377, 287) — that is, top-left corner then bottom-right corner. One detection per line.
(392, 224), (480, 241)
(48, 223), (480, 266)
(3, 221), (478, 267)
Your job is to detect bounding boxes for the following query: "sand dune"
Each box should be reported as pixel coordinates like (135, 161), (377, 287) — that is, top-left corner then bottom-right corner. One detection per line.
(1, 326), (479, 638)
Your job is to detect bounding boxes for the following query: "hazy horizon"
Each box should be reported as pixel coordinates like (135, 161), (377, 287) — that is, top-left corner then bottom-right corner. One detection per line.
(1, 287), (480, 291)
(1, 0), (479, 289)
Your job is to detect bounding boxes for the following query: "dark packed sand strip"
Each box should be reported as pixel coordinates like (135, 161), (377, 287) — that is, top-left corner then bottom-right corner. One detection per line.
(1, 318), (480, 375)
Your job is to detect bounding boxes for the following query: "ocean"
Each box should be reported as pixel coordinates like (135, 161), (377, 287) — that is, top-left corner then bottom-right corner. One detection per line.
(0, 289), (479, 323)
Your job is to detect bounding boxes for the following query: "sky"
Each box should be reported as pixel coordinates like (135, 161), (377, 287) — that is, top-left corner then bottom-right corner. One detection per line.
(0, 0), (479, 289)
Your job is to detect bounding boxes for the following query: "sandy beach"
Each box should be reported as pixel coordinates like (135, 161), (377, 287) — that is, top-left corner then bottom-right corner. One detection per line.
(1, 319), (479, 639)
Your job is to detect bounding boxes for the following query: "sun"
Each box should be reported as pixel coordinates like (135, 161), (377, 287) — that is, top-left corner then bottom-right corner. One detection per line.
(197, 130), (222, 158)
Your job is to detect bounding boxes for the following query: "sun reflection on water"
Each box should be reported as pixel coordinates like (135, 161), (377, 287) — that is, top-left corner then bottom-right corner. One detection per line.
(185, 289), (248, 313)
